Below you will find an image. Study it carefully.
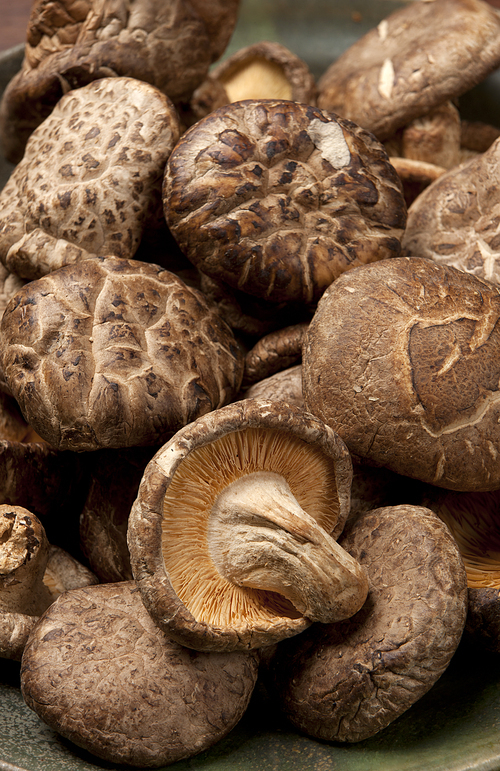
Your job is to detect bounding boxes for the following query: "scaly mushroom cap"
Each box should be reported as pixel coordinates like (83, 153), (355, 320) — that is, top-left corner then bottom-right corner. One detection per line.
(0, 0), (240, 164)
(163, 99), (406, 306)
(402, 136), (500, 284)
(269, 504), (468, 743)
(20, 581), (259, 767)
(0, 256), (244, 451)
(0, 77), (180, 281)
(317, 0), (500, 141)
(303, 257), (500, 491)
(128, 398), (367, 652)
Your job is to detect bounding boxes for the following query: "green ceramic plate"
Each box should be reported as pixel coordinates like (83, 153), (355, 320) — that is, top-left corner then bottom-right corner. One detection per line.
(1, 1), (500, 769)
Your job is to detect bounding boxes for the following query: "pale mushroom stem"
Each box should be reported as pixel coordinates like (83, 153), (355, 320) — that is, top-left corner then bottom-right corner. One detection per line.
(207, 471), (368, 624)
(0, 508), (53, 616)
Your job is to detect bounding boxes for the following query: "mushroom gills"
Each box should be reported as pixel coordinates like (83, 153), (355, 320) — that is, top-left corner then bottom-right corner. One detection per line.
(207, 470), (368, 623)
(220, 58), (293, 101)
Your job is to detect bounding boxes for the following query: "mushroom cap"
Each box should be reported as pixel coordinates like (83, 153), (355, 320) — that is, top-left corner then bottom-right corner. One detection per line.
(0, 256), (244, 451)
(243, 365), (304, 409)
(402, 136), (500, 284)
(20, 581), (259, 767)
(0, 0), (240, 164)
(317, 0), (500, 141)
(0, 77), (180, 281)
(269, 504), (468, 743)
(128, 397), (355, 652)
(302, 256), (500, 491)
(163, 98), (406, 306)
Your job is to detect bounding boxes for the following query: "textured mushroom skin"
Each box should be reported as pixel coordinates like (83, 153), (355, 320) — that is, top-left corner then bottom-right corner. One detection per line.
(0, 0), (240, 164)
(270, 505), (468, 743)
(128, 398), (354, 652)
(402, 137), (500, 285)
(303, 257), (500, 491)
(243, 322), (308, 386)
(0, 77), (180, 281)
(21, 581), (259, 767)
(317, 0), (500, 141)
(0, 256), (243, 451)
(164, 99), (406, 306)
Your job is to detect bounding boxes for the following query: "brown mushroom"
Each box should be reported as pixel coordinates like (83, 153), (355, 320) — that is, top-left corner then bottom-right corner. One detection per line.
(163, 98), (406, 307)
(400, 101), (462, 170)
(242, 364), (304, 409)
(388, 156), (447, 208)
(20, 580), (259, 767)
(0, 256), (244, 451)
(302, 256), (500, 491)
(268, 504), (468, 743)
(402, 136), (500, 284)
(317, 0), (500, 142)
(0, 505), (96, 660)
(0, 77), (180, 281)
(211, 41), (317, 105)
(0, 0), (240, 164)
(128, 398), (368, 652)
(242, 322), (308, 386)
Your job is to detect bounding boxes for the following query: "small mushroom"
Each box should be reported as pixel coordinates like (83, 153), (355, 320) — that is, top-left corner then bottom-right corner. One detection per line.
(268, 504), (468, 743)
(317, 0), (500, 141)
(0, 77), (180, 281)
(242, 322), (308, 387)
(128, 398), (368, 652)
(0, 256), (244, 451)
(163, 99), (406, 307)
(402, 136), (500, 284)
(0, 505), (96, 660)
(242, 364), (304, 409)
(400, 101), (462, 170)
(211, 41), (317, 105)
(20, 581), (259, 767)
(302, 256), (500, 491)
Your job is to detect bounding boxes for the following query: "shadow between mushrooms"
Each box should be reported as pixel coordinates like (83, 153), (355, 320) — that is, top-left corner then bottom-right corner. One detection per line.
(128, 398), (368, 652)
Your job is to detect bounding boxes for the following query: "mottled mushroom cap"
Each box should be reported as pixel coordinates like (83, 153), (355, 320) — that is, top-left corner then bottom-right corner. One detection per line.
(21, 581), (259, 767)
(317, 0), (500, 141)
(402, 137), (500, 284)
(269, 504), (467, 743)
(0, 77), (180, 281)
(0, 256), (244, 451)
(128, 397), (354, 652)
(303, 256), (500, 491)
(0, 0), (240, 164)
(163, 99), (406, 307)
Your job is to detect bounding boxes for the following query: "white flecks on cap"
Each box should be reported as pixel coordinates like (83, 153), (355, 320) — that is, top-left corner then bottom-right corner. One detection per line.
(308, 119), (351, 169)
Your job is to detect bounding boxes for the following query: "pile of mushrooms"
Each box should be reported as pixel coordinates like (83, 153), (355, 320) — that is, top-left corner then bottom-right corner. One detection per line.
(1, 0), (500, 766)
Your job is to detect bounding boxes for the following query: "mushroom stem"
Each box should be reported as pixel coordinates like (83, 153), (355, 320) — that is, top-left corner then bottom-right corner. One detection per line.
(0, 506), (53, 616)
(207, 471), (368, 623)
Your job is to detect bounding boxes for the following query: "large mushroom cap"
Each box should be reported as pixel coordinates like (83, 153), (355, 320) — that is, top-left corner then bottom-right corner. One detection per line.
(303, 256), (500, 491)
(20, 581), (259, 768)
(128, 398), (367, 652)
(0, 256), (244, 451)
(317, 0), (500, 141)
(163, 98), (406, 306)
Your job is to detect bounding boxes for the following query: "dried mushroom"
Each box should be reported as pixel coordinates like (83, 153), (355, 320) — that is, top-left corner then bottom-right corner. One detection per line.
(317, 0), (500, 142)
(128, 398), (368, 652)
(211, 41), (316, 105)
(21, 581), (258, 767)
(399, 101), (462, 170)
(0, 77), (180, 281)
(0, 256), (244, 451)
(269, 504), (468, 743)
(243, 365), (304, 409)
(302, 257), (500, 491)
(163, 99), (406, 307)
(0, 0), (240, 164)
(402, 136), (500, 284)
(388, 156), (446, 209)
(0, 505), (96, 660)
(242, 322), (308, 386)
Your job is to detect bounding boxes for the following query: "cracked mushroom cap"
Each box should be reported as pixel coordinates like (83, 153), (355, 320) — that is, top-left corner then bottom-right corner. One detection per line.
(128, 398), (368, 652)
(163, 99), (406, 307)
(302, 256), (500, 491)
(317, 0), (500, 142)
(0, 0), (240, 164)
(20, 581), (259, 768)
(269, 504), (468, 743)
(0, 256), (244, 451)
(0, 77), (180, 282)
(402, 136), (500, 284)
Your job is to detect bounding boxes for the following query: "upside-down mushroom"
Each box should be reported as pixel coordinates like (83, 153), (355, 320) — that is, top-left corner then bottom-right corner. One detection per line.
(128, 398), (368, 652)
